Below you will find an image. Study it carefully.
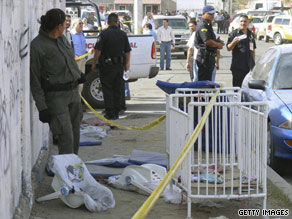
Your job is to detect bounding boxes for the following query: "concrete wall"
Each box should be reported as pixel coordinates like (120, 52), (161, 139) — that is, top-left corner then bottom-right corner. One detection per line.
(0, 0), (65, 218)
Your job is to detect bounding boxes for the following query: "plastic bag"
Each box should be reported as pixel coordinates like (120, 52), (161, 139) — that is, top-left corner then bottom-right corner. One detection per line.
(163, 184), (186, 204)
(83, 185), (115, 212)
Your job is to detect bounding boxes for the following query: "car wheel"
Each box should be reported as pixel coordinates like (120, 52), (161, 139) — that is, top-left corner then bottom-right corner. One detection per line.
(267, 122), (279, 170)
(82, 70), (105, 109)
(274, 33), (282, 45)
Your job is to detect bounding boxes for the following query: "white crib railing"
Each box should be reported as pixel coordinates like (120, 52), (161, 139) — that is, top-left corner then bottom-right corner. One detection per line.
(166, 88), (268, 218)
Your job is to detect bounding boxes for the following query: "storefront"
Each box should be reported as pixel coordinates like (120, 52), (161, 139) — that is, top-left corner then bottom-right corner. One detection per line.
(113, 0), (162, 15)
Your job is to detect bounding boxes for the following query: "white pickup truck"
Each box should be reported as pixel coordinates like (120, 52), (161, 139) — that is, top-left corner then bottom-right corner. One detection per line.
(66, 0), (159, 108)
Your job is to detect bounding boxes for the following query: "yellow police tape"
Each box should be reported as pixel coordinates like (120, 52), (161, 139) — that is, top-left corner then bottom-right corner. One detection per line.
(75, 52), (92, 61)
(132, 84), (223, 219)
(80, 95), (166, 130)
(123, 20), (133, 24)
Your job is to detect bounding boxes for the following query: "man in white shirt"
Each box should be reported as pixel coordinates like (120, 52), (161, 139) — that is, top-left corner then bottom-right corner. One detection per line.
(157, 19), (175, 70)
(142, 12), (158, 32)
(189, 9), (197, 20)
(186, 19), (198, 81)
(64, 14), (72, 45)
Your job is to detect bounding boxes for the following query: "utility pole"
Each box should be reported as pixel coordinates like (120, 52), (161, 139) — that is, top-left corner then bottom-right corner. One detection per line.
(134, 0), (143, 34)
(229, 0), (233, 15)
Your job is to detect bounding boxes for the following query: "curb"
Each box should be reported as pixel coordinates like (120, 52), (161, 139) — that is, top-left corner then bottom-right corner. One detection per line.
(267, 166), (292, 203)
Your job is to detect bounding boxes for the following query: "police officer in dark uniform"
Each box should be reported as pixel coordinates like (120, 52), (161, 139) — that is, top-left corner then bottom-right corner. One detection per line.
(91, 13), (131, 120)
(195, 5), (224, 81)
(227, 14), (256, 87)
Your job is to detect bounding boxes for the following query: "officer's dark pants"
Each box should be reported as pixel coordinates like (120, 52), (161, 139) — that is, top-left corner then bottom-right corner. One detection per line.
(100, 64), (123, 117)
(120, 80), (126, 111)
(47, 88), (81, 154)
(196, 55), (215, 81)
(232, 69), (249, 87)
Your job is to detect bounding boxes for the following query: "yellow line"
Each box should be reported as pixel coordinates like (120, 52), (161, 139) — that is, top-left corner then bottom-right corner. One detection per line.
(81, 95), (166, 130)
(75, 52), (92, 61)
(132, 84), (223, 219)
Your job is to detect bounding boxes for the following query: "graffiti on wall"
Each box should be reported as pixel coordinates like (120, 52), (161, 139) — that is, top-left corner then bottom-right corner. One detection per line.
(19, 28), (29, 59)
(0, 90), (11, 176)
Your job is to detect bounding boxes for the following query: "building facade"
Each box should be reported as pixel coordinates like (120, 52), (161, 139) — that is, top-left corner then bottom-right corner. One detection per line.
(92, 0), (176, 16)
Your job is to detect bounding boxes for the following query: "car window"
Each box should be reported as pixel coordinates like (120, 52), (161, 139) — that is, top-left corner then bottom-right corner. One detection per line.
(274, 18), (282, 24)
(273, 53), (292, 89)
(282, 19), (290, 25)
(156, 18), (188, 29)
(252, 49), (277, 82)
(253, 18), (263, 23)
(247, 11), (268, 17)
(267, 16), (274, 23)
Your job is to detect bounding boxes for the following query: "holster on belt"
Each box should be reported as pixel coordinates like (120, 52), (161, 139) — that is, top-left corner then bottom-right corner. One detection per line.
(198, 48), (208, 64)
(198, 48), (216, 64)
(100, 56), (124, 66)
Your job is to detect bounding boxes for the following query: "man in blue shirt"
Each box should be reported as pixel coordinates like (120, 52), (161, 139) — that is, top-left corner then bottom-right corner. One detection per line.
(71, 18), (87, 93)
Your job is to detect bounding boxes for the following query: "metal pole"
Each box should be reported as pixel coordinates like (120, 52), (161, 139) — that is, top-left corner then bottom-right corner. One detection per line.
(134, 0), (143, 34)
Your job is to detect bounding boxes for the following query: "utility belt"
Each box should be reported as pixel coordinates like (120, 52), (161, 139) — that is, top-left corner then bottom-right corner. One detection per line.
(100, 56), (124, 66)
(197, 48), (216, 64)
(44, 80), (78, 92)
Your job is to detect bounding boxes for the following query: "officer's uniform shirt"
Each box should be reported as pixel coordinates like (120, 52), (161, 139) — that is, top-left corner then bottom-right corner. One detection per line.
(227, 28), (256, 72)
(30, 28), (81, 111)
(195, 18), (217, 53)
(94, 25), (131, 59)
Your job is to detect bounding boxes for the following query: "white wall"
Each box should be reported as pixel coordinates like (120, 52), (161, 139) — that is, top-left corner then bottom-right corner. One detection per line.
(0, 0), (65, 218)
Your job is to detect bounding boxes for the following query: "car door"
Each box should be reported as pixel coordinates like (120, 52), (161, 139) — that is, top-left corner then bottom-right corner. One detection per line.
(244, 48), (278, 102)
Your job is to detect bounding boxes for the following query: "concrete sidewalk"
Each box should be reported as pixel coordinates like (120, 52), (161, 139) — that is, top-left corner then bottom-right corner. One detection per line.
(267, 166), (292, 203)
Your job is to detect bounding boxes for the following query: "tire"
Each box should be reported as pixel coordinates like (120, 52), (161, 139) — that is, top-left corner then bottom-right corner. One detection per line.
(82, 70), (104, 109)
(274, 33), (282, 45)
(267, 122), (278, 170)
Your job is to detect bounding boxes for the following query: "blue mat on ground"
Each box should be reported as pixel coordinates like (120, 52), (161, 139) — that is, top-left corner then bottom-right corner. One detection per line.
(86, 164), (124, 178)
(156, 80), (220, 94)
(80, 141), (102, 146)
(80, 133), (102, 146)
(84, 150), (167, 168)
(85, 156), (132, 167)
(128, 149), (167, 168)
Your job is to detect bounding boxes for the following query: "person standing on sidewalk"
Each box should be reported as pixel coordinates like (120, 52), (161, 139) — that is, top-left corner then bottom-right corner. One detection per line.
(30, 8), (82, 155)
(64, 14), (73, 46)
(91, 13), (131, 120)
(195, 5), (224, 81)
(226, 14), (256, 87)
(157, 19), (175, 70)
(71, 17), (87, 89)
(186, 19), (198, 81)
(142, 11), (158, 32)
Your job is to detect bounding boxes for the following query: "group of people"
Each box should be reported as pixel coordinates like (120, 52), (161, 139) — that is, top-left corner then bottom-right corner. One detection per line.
(30, 9), (131, 157)
(30, 6), (256, 159)
(214, 10), (230, 34)
(142, 11), (175, 70)
(185, 5), (256, 88)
